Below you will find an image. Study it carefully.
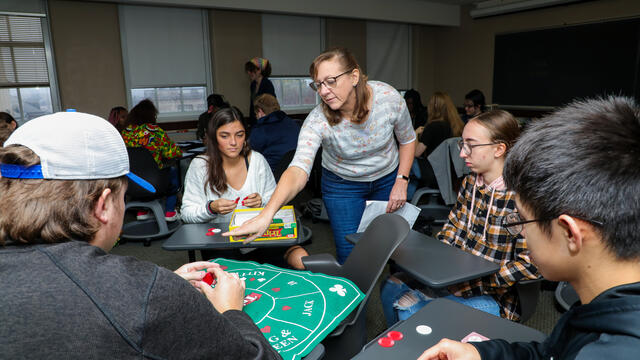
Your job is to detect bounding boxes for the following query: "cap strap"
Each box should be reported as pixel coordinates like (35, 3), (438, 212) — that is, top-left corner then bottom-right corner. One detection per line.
(0, 164), (44, 179)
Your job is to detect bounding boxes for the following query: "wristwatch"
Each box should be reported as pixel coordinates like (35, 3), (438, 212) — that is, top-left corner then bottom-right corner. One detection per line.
(396, 174), (409, 181)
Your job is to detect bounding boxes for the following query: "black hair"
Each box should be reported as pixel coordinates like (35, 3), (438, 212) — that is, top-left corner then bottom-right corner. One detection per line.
(127, 99), (157, 126)
(0, 112), (17, 126)
(465, 89), (486, 112)
(203, 106), (251, 196)
(404, 89), (424, 109)
(207, 94), (230, 109)
(504, 96), (640, 260)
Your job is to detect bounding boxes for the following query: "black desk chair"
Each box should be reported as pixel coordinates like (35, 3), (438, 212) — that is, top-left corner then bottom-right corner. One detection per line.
(517, 278), (543, 323)
(555, 281), (580, 312)
(121, 147), (181, 246)
(301, 214), (410, 360)
(411, 137), (468, 235)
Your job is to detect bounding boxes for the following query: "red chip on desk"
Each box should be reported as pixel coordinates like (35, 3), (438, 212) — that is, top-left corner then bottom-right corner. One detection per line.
(377, 337), (395, 348)
(202, 272), (215, 285)
(387, 331), (404, 341)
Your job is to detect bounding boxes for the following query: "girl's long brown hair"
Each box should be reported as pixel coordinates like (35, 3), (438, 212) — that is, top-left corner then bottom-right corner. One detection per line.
(203, 107), (251, 196)
(309, 47), (370, 126)
(427, 92), (465, 137)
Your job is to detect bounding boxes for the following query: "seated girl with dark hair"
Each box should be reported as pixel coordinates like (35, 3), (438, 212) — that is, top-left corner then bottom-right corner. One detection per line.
(181, 107), (308, 269)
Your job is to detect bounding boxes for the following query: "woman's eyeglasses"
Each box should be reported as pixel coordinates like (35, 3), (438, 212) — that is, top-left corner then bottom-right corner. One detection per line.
(309, 69), (353, 92)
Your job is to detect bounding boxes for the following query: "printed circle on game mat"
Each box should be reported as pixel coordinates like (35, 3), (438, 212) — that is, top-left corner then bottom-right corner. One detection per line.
(387, 331), (403, 341)
(377, 337), (395, 347)
(212, 228), (221, 233)
(416, 325), (432, 335)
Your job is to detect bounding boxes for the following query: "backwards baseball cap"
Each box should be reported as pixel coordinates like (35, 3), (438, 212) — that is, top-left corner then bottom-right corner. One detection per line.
(0, 111), (155, 193)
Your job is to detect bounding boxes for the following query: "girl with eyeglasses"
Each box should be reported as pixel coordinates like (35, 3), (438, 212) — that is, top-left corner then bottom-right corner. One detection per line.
(228, 47), (416, 264)
(381, 109), (539, 325)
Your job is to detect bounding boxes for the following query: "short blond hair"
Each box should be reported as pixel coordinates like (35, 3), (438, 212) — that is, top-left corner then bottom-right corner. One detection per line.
(0, 145), (127, 245)
(253, 94), (280, 117)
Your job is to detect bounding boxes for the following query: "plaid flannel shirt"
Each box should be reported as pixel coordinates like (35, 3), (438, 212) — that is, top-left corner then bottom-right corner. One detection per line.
(436, 174), (539, 321)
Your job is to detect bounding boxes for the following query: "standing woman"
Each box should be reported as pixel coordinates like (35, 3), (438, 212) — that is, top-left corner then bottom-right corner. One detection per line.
(228, 47), (416, 264)
(245, 57), (275, 127)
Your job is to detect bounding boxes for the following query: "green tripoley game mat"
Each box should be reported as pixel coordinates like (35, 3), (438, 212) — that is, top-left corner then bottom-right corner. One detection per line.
(209, 259), (364, 360)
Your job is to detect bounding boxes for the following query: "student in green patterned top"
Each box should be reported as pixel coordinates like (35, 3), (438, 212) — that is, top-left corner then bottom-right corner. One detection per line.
(121, 99), (182, 221)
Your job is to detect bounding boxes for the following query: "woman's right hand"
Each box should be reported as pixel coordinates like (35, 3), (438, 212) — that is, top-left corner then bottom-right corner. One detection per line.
(223, 212), (272, 244)
(196, 267), (246, 313)
(209, 198), (238, 215)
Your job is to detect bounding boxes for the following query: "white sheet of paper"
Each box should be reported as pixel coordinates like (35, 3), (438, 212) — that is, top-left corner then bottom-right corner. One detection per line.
(357, 200), (421, 233)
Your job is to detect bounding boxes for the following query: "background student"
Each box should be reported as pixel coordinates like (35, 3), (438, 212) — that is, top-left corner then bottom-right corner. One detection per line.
(245, 57), (276, 127)
(419, 97), (640, 360)
(409, 91), (465, 199)
(250, 93), (301, 175)
(121, 99), (182, 221)
(461, 89), (486, 123)
(197, 93), (230, 142)
(228, 47), (416, 264)
(0, 112), (280, 359)
(382, 110), (539, 325)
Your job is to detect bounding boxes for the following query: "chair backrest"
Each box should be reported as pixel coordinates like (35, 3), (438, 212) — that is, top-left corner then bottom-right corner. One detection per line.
(126, 147), (170, 200)
(427, 137), (468, 205)
(343, 213), (409, 301)
(273, 149), (297, 182)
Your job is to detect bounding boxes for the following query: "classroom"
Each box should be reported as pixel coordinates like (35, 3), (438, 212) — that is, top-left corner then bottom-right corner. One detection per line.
(1, 0), (639, 359)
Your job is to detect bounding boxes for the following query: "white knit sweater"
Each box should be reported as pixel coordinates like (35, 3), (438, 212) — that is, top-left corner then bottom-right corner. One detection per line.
(180, 151), (276, 224)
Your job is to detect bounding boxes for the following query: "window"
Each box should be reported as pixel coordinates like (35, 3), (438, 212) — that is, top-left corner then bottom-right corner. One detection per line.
(119, 5), (211, 121)
(271, 77), (318, 113)
(262, 14), (323, 112)
(0, 14), (58, 124)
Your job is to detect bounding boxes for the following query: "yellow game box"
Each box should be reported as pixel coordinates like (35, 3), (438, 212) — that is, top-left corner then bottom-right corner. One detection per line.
(229, 205), (297, 242)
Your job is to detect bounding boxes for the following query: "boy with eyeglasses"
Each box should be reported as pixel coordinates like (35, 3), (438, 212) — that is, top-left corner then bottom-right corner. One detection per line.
(418, 96), (640, 359)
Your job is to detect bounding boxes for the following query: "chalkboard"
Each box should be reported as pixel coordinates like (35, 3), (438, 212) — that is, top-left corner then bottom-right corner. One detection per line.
(493, 18), (640, 107)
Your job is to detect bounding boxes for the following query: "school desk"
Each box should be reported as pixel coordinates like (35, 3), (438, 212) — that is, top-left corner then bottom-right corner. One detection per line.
(346, 230), (500, 288)
(352, 298), (547, 360)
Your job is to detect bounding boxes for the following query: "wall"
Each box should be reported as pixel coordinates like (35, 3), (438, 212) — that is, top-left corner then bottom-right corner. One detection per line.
(425, 0), (640, 106)
(48, 0), (126, 118)
(209, 9), (261, 115)
(325, 18), (367, 73)
(411, 25), (436, 102)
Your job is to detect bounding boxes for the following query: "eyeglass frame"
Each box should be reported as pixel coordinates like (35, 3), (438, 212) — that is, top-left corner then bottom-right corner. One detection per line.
(457, 139), (497, 156)
(309, 69), (353, 92)
(502, 212), (604, 236)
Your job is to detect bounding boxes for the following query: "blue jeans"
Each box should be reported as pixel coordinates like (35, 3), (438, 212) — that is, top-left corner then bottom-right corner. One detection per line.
(321, 167), (397, 264)
(407, 159), (421, 201)
(380, 277), (501, 326)
(165, 166), (179, 213)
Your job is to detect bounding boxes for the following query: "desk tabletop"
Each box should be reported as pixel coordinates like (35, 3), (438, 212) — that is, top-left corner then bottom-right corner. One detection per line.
(353, 298), (547, 360)
(347, 230), (500, 288)
(162, 222), (304, 251)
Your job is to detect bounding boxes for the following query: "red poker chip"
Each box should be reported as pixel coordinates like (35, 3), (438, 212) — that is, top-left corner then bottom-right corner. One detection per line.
(202, 272), (215, 285)
(387, 331), (403, 341)
(377, 337), (395, 348)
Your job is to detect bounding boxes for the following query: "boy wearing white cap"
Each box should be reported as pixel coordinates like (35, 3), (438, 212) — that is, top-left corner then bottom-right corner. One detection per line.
(0, 112), (281, 359)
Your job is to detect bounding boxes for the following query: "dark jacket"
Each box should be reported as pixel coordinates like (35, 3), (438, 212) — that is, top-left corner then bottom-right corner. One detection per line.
(249, 110), (300, 174)
(249, 78), (276, 126)
(473, 282), (640, 359)
(197, 110), (212, 141)
(0, 241), (281, 359)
